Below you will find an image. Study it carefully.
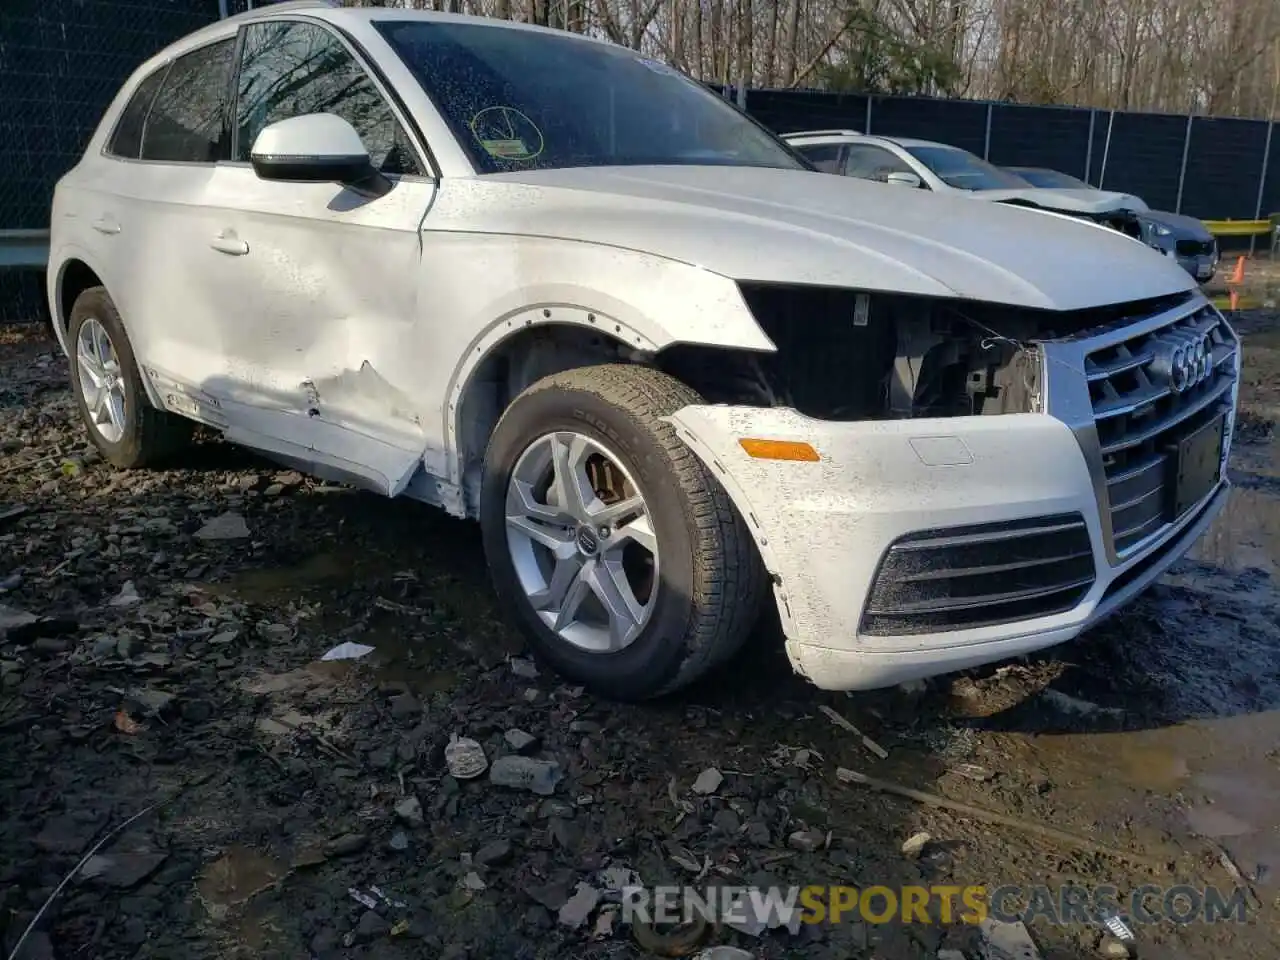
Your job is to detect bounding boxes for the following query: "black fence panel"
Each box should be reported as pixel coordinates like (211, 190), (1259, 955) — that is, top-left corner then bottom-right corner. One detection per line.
(0, 0), (220, 232)
(867, 95), (987, 155)
(1262, 125), (1280, 227)
(745, 89), (869, 135)
(1089, 111), (1185, 210)
(987, 103), (1093, 178)
(0, 271), (48, 324)
(1182, 117), (1269, 220)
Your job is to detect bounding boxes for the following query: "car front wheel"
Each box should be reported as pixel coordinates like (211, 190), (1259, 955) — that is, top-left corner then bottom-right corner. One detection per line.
(480, 364), (766, 701)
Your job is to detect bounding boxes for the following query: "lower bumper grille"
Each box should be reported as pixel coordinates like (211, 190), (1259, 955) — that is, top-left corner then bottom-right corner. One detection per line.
(860, 514), (1095, 636)
(1174, 239), (1214, 257)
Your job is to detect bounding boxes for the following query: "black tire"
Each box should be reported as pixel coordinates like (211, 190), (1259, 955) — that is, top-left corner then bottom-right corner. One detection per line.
(67, 286), (193, 469)
(480, 364), (767, 701)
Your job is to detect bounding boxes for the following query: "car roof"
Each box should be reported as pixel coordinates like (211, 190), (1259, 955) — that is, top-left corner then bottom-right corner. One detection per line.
(784, 131), (964, 151)
(780, 129), (862, 140)
(880, 136), (952, 149)
(177, 0), (619, 56)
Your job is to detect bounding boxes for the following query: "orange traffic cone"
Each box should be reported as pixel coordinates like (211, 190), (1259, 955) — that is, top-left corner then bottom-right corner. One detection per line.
(1229, 289), (1240, 311)
(1228, 255), (1245, 285)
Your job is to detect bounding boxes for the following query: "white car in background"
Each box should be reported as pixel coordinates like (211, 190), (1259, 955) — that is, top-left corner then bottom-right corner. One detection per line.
(47, 1), (1237, 701)
(783, 131), (1149, 234)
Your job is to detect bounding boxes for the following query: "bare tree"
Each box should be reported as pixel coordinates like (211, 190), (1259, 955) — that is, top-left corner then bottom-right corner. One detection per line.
(341, 0), (1280, 118)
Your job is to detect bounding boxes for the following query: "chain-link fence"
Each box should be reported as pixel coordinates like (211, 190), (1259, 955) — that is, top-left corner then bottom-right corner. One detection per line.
(1, 0), (221, 321)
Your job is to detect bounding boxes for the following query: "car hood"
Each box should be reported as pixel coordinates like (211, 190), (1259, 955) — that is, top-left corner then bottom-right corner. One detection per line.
(470, 166), (1193, 311)
(1140, 209), (1214, 239)
(974, 186), (1149, 214)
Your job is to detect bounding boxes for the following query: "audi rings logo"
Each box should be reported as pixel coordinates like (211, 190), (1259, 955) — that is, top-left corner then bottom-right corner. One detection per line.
(1149, 330), (1214, 394)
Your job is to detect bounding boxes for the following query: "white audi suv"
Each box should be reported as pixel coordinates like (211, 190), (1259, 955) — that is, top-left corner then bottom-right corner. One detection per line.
(47, 0), (1238, 700)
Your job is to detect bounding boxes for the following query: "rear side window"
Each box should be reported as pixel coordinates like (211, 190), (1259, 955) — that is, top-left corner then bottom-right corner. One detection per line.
(107, 68), (168, 159)
(140, 38), (236, 163)
(796, 143), (845, 174)
(234, 21), (422, 175)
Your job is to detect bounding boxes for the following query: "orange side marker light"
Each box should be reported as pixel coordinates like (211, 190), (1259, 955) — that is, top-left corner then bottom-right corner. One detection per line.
(738, 438), (821, 462)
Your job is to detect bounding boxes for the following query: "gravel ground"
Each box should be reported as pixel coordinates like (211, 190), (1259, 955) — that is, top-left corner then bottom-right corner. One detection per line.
(1, 313), (1279, 960)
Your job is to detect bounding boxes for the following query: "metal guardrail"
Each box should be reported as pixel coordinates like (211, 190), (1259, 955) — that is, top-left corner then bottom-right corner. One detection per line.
(0, 229), (50, 269)
(1202, 219), (1273, 237)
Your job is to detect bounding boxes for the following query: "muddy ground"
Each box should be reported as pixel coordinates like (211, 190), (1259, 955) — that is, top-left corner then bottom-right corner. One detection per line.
(1, 299), (1278, 960)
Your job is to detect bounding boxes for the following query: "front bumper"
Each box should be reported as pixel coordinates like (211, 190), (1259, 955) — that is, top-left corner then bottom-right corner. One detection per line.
(668, 406), (1229, 689)
(1175, 253), (1216, 282)
(666, 298), (1238, 691)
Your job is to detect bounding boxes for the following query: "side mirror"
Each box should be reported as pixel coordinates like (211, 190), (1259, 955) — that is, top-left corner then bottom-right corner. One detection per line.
(885, 171), (923, 189)
(250, 113), (389, 195)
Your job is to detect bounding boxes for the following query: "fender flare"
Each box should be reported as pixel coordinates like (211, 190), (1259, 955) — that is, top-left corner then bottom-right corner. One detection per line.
(443, 302), (659, 484)
(49, 246), (168, 411)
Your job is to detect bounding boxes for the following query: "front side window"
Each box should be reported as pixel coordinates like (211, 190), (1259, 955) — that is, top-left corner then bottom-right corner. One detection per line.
(796, 143), (845, 174)
(140, 38), (236, 163)
(376, 21), (805, 174)
(235, 21), (422, 175)
(108, 67), (168, 159)
(904, 146), (1027, 191)
(843, 145), (913, 182)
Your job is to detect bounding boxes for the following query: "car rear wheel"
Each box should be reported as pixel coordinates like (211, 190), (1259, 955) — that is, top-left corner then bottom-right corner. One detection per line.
(68, 286), (192, 468)
(480, 364), (766, 701)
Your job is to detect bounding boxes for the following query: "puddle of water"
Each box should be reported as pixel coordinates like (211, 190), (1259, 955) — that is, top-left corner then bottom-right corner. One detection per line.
(1024, 712), (1280, 887)
(1193, 485), (1280, 575)
(362, 624), (460, 695)
(1028, 730), (1192, 793)
(1184, 804), (1254, 838)
(1212, 294), (1266, 312)
(210, 552), (351, 605)
(196, 845), (287, 918)
(240, 664), (350, 696)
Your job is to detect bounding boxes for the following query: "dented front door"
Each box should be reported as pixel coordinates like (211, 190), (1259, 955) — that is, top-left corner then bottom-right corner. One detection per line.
(195, 18), (439, 495)
(200, 165), (435, 493)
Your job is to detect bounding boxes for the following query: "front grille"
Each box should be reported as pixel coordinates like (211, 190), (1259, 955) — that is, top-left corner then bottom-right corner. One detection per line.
(1175, 239), (1214, 257)
(1083, 304), (1237, 553)
(860, 514), (1095, 636)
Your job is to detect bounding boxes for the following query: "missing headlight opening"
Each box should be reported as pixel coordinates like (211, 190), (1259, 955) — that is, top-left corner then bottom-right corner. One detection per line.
(661, 285), (1197, 423)
(662, 286), (1034, 421)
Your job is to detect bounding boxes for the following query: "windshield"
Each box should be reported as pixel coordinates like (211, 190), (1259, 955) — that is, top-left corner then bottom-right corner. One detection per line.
(376, 21), (806, 174)
(904, 146), (1029, 191)
(1009, 167), (1090, 189)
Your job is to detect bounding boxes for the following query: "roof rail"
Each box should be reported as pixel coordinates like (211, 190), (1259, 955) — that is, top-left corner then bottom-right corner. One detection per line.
(781, 129), (862, 139)
(222, 0), (339, 21)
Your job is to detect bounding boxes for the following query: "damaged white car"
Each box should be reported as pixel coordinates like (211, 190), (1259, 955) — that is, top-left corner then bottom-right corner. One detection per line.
(49, 1), (1239, 700)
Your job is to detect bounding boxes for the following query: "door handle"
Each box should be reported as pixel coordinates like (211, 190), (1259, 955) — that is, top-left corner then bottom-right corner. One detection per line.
(209, 233), (249, 256)
(91, 217), (120, 235)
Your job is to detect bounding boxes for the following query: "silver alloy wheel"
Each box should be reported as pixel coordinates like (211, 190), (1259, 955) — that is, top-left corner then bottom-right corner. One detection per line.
(505, 431), (659, 653)
(75, 317), (127, 444)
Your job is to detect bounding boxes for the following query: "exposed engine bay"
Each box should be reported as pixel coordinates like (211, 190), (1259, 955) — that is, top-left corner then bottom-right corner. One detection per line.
(659, 283), (1195, 422)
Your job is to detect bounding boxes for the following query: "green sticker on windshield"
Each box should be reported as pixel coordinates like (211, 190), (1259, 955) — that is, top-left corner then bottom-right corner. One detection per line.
(480, 138), (529, 159)
(470, 107), (544, 161)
